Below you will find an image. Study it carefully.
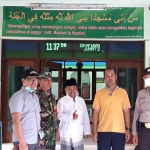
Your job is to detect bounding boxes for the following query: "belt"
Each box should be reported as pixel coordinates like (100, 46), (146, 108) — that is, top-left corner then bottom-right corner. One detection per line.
(139, 122), (150, 128)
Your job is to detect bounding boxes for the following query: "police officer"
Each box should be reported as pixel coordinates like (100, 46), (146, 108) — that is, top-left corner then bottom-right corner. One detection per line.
(132, 67), (150, 150)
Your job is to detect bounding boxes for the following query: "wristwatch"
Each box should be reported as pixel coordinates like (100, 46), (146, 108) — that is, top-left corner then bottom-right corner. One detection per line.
(125, 127), (132, 132)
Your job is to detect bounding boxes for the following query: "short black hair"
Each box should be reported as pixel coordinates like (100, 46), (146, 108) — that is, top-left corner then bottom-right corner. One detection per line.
(104, 68), (117, 76)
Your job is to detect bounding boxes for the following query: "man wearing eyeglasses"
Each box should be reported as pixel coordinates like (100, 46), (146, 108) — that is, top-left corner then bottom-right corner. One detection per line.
(36, 72), (59, 150)
(9, 68), (41, 150)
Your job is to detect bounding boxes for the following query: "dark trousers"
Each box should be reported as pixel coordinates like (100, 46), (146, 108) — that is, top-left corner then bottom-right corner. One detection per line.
(97, 132), (125, 150)
(13, 136), (40, 150)
(139, 126), (150, 150)
(134, 145), (140, 150)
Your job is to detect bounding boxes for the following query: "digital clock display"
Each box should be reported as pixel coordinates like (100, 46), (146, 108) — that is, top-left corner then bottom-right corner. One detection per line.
(46, 43), (67, 51)
(40, 41), (106, 52)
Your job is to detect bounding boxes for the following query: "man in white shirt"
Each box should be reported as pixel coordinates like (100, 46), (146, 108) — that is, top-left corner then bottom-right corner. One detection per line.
(57, 78), (91, 150)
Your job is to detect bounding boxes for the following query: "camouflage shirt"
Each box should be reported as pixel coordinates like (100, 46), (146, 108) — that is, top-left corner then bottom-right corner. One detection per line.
(36, 87), (58, 149)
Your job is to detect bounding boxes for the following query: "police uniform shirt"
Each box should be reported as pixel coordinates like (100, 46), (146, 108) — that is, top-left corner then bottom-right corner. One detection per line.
(132, 87), (150, 135)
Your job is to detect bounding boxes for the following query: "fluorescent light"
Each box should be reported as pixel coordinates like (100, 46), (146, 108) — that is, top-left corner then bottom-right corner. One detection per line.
(30, 3), (107, 10)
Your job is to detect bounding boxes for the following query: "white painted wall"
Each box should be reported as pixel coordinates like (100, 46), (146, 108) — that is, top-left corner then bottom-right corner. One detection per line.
(144, 7), (150, 68)
(0, 0), (149, 7)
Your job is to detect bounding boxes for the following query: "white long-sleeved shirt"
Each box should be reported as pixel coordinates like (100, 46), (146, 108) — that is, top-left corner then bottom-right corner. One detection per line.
(57, 95), (91, 138)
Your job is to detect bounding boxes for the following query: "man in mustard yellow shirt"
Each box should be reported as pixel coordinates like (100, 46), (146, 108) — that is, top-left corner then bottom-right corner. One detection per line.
(92, 68), (131, 150)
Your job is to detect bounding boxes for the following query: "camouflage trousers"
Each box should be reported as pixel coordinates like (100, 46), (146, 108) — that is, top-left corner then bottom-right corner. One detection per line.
(40, 129), (56, 150)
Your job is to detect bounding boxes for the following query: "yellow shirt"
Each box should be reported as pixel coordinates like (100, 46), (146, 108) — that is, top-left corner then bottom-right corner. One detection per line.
(93, 86), (131, 133)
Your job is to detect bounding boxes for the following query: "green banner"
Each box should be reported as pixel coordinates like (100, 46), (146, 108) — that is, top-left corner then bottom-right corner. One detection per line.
(2, 7), (144, 38)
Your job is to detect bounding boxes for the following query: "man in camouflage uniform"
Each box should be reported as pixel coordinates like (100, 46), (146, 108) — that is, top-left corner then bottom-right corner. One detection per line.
(36, 72), (59, 150)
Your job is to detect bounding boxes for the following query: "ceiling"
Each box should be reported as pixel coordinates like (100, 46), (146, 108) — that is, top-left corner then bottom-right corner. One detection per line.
(0, 0), (149, 7)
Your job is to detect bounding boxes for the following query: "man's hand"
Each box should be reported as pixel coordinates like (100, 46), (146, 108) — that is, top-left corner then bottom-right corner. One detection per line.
(56, 129), (60, 140)
(39, 140), (44, 145)
(84, 135), (91, 139)
(132, 135), (138, 145)
(92, 132), (98, 142)
(19, 143), (28, 150)
(125, 130), (131, 142)
(73, 110), (78, 120)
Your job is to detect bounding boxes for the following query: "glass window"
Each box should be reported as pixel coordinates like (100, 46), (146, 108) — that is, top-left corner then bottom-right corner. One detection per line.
(116, 68), (137, 108)
(96, 71), (105, 92)
(115, 68), (137, 125)
(43, 67), (61, 100)
(81, 71), (92, 100)
(65, 61), (95, 69)
(82, 62), (94, 69)
(67, 71), (78, 80)
(65, 62), (77, 69)
(66, 71), (78, 94)
(95, 62), (106, 69)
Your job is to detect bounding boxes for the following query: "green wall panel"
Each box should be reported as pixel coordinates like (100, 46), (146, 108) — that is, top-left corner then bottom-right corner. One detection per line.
(40, 52), (72, 58)
(75, 52), (106, 59)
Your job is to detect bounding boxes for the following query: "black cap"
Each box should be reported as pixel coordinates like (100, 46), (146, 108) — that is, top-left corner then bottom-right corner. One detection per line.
(143, 67), (150, 76)
(66, 78), (77, 86)
(22, 69), (38, 79)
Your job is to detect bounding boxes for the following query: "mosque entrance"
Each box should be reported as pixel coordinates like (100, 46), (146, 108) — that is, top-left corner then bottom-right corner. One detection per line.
(1, 40), (144, 143)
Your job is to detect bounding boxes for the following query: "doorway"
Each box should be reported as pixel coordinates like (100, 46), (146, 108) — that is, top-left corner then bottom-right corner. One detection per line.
(1, 60), (143, 143)
(1, 60), (62, 142)
(107, 61), (143, 143)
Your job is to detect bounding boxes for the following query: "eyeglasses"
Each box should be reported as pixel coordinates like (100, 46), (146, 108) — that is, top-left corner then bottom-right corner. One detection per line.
(26, 78), (38, 82)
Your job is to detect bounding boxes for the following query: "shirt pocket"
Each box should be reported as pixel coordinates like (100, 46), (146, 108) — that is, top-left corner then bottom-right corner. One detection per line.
(139, 98), (147, 112)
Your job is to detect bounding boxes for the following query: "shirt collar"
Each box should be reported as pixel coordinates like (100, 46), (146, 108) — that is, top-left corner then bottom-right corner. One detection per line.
(105, 85), (119, 91)
(36, 87), (50, 95)
(45, 89), (50, 95)
(66, 94), (76, 101)
(145, 87), (150, 93)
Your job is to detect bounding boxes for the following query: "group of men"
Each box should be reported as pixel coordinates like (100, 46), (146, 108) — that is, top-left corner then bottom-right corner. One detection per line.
(9, 67), (150, 150)
(9, 68), (90, 150)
